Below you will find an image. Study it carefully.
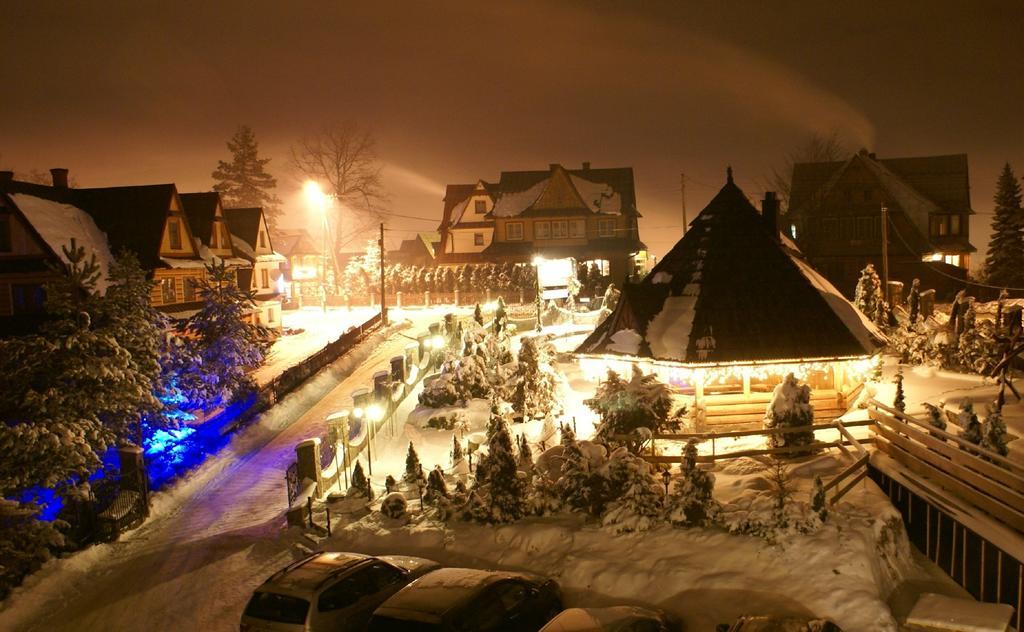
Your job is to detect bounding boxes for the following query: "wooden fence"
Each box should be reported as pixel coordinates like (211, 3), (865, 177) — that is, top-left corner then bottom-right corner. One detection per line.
(867, 399), (1024, 534)
(866, 399), (1024, 629)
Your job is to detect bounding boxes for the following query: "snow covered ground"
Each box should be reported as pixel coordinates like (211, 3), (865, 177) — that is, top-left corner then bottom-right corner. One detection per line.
(0, 309), (447, 632)
(252, 305), (379, 385)
(3, 311), (1009, 631)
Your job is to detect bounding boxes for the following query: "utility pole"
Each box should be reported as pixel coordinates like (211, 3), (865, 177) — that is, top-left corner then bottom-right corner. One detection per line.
(379, 222), (388, 325)
(881, 205), (890, 306)
(680, 172), (688, 235)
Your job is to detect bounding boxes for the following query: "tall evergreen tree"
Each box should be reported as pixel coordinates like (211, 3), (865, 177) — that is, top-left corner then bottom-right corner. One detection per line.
(100, 251), (168, 443)
(175, 262), (270, 411)
(212, 125), (283, 230)
(511, 336), (559, 421)
(0, 242), (149, 493)
(984, 163), (1024, 289)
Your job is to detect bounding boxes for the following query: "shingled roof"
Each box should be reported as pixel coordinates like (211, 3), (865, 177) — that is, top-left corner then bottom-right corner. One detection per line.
(0, 179), (189, 271)
(488, 164), (638, 219)
(576, 171), (885, 364)
(179, 192), (220, 246)
(223, 208), (265, 250)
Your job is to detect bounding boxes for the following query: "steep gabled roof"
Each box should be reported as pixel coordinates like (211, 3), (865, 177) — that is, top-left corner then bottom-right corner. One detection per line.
(489, 164), (637, 219)
(224, 207), (265, 250)
(577, 171), (885, 364)
(71, 184), (187, 270)
(275, 229), (321, 256)
(179, 192), (221, 246)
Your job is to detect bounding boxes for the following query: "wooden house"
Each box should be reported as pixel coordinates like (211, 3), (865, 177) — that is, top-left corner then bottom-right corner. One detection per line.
(435, 163), (647, 281)
(224, 207), (286, 330)
(788, 150), (975, 299)
(576, 169), (886, 429)
(0, 169), (207, 332)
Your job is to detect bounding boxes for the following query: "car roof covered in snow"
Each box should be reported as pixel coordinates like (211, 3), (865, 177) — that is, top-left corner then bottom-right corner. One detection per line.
(261, 552), (371, 594)
(576, 169), (886, 364)
(374, 567), (543, 620)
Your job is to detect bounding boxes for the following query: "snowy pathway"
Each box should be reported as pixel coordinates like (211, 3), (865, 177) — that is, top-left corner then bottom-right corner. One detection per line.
(0, 311), (443, 632)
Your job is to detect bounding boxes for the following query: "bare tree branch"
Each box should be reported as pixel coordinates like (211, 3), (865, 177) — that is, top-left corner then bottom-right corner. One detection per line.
(766, 129), (849, 213)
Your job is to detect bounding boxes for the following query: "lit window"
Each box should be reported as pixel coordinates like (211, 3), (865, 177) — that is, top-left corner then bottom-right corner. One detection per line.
(473, 233), (484, 246)
(789, 224), (797, 239)
(506, 222), (524, 241)
(535, 221), (551, 240)
(168, 219), (182, 250)
(161, 277), (176, 303)
(598, 219), (616, 237)
(475, 200), (487, 214)
(944, 254), (960, 267)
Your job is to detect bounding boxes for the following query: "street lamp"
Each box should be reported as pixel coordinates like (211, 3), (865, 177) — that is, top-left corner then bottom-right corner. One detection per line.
(532, 255), (544, 331)
(303, 180), (331, 313)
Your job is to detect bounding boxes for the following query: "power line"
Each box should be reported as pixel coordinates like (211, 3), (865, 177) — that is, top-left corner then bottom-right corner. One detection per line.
(885, 214), (1024, 294)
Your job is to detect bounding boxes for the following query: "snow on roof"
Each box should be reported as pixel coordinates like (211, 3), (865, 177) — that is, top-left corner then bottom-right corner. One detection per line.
(646, 292), (699, 361)
(160, 257), (207, 269)
(569, 174), (622, 215)
(787, 253), (887, 350)
(607, 328), (642, 355)
(10, 193), (115, 292)
(490, 179), (547, 217)
(447, 197), (471, 225)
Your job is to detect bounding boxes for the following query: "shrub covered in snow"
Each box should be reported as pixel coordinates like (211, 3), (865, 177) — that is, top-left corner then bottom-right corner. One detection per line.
(922, 403), (947, 433)
(424, 466), (449, 504)
(666, 439), (720, 527)
(954, 303), (999, 374)
(0, 500), (66, 600)
(379, 492), (408, 520)
(349, 461), (371, 498)
(956, 399), (982, 445)
(403, 442), (426, 485)
(587, 366), (678, 453)
(557, 428), (611, 516)
(763, 374), (815, 450)
(981, 403), (1009, 457)
(893, 367), (906, 413)
(463, 418), (526, 523)
(602, 451), (664, 533)
(854, 264), (883, 324)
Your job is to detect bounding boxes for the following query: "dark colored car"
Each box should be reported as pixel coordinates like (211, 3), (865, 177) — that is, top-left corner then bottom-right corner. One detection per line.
(240, 552), (440, 631)
(367, 567), (562, 631)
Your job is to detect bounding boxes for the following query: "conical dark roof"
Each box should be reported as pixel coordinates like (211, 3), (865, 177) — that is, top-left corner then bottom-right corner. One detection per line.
(576, 172), (885, 364)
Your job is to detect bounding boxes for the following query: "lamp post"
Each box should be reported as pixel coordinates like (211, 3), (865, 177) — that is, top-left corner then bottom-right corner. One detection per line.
(303, 181), (331, 314)
(532, 255), (544, 332)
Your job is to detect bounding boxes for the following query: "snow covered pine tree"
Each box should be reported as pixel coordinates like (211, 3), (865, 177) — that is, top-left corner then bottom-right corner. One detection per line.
(854, 263), (882, 321)
(466, 418), (525, 522)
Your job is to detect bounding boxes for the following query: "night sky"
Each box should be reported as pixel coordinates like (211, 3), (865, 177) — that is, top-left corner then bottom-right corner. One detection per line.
(2, 1), (1022, 266)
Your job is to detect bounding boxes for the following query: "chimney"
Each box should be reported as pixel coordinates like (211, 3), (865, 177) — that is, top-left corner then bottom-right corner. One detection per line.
(762, 191), (779, 241)
(0, 171), (13, 185)
(50, 168), (69, 188)
(582, 161), (591, 170)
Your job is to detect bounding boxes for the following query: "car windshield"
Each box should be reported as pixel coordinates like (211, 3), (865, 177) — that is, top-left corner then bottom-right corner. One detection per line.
(244, 591), (310, 625)
(368, 615), (443, 632)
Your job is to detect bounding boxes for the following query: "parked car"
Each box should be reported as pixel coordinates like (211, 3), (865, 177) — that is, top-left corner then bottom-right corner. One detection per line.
(367, 567), (562, 631)
(240, 551), (440, 632)
(716, 616), (842, 632)
(540, 606), (681, 631)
